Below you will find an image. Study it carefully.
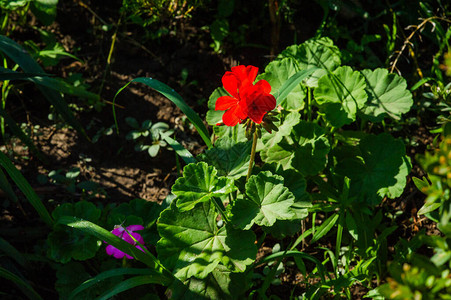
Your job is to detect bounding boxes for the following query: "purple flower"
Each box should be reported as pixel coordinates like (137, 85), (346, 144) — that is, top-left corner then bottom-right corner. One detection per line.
(106, 224), (146, 259)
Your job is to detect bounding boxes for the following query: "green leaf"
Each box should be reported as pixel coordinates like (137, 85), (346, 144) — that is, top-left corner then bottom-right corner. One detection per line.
(311, 213), (339, 243)
(0, 167), (19, 203)
(336, 133), (411, 205)
(68, 268), (166, 300)
(57, 216), (166, 271)
(0, 266), (43, 300)
(359, 68), (413, 122)
(172, 162), (236, 211)
(169, 265), (250, 300)
(206, 87), (228, 126)
(113, 77), (212, 148)
(345, 212), (359, 240)
(55, 262), (92, 300)
(200, 136), (251, 179)
(107, 198), (164, 241)
(259, 141), (293, 170)
(314, 66), (368, 128)
(278, 37), (341, 87)
(47, 201), (101, 263)
(157, 201), (257, 280)
(275, 67), (319, 106)
(231, 171), (295, 229)
(97, 275), (165, 300)
(0, 237), (27, 267)
(290, 121), (330, 176)
(0, 151), (53, 225)
(30, 0), (58, 25)
(259, 58), (306, 110)
(257, 111), (301, 152)
(0, 105), (44, 160)
(161, 133), (196, 165)
(0, 35), (87, 138)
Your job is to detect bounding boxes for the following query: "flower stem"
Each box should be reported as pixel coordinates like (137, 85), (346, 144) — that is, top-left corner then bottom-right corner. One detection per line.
(246, 129), (258, 181)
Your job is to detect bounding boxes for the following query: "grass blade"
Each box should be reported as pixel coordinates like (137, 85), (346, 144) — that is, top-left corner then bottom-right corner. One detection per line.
(113, 77), (212, 148)
(69, 268), (170, 300)
(0, 152), (53, 225)
(57, 216), (172, 279)
(258, 250), (328, 282)
(0, 167), (19, 203)
(0, 35), (87, 138)
(275, 67), (318, 105)
(97, 275), (163, 300)
(0, 67), (100, 102)
(0, 68), (51, 81)
(311, 213), (339, 243)
(0, 106), (44, 160)
(0, 237), (27, 267)
(0, 266), (42, 300)
(161, 133), (196, 164)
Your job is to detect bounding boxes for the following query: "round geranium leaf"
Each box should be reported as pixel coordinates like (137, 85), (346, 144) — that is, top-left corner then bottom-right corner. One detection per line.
(336, 133), (411, 205)
(260, 141), (293, 170)
(257, 111), (301, 152)
(258, 58), (306, 111)
(172, 162), (236, 211)
(278, 37), (341, 87)
(231, 171), (295, 229)
(157, 201), (256, 281)
(108, 198), (162, 228)
(290, 121), (330, 176)
(206, 87), (229, 125)
(47, 201), (101, 263)
(200, 137), (252, 179)
(314, 66), (367, 128)
(169, 265), (251, 300)
(359, 68), (413, 122)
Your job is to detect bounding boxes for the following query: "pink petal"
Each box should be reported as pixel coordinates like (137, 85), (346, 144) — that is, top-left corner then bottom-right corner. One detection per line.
(126, 225), (144, 232)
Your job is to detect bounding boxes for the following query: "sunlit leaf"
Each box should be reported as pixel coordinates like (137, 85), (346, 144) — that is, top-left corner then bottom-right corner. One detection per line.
(359, 68), (413, 122)
(314, 66), (367, 128)
(172, 162), (236, 211)
(157, 201), (257, 281)
(200, 137), (252, 179)
(258, 58), (306, 111)
(290, 121), (330, 176)
(279, 37), (341, 87)
(231, 171), (295, 229)
(169, 264), (250, 300)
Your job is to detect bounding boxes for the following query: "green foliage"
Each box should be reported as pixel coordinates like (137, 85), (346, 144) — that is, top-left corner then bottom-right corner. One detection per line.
(375, 123), (451, 299)
(125, 117), (174, 158)
(157, 201), (256, 281)
(172, 162), (236, 211)
(47, 201), (101, 263)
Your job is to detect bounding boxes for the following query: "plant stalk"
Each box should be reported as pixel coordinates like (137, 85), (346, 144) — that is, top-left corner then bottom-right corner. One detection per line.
(246, 129), (258, 181)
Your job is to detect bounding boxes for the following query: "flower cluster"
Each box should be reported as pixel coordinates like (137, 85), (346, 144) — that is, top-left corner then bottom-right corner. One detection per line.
(105, 224), (146, 259)
(215, 65), (276, 126)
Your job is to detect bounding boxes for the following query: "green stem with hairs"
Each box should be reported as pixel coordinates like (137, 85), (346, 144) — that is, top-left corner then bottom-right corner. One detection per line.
(246, 129), (258, 181)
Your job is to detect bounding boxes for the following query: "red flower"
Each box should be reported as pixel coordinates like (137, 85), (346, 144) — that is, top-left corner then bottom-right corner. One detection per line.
(215, 65), (276, 126)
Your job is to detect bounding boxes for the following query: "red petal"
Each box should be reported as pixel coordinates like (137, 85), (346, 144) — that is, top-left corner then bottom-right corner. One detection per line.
(222, 72), (240, 98)
(255, 79), (272, 93)
(215, 96), (238, 111)
(254, 93), (276, 111)
(231, 65), (258, 88)
(240, 85), (276, 124)
(222, 107), (241, 126)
